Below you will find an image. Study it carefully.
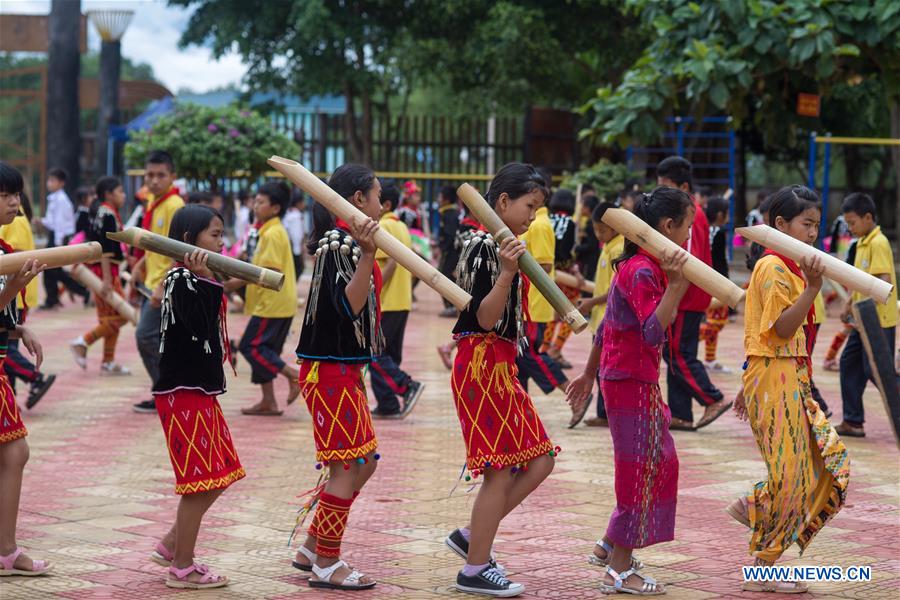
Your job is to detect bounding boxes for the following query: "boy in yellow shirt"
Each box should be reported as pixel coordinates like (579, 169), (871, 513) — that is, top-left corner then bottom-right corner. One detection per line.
(370, 184), (423, 419)
(837, 192), (897, 437)
(230, 182), (299, 416)
(516, 192), (575, 424)
(132, 151), (185, 413)
(575, 202), (621, 427)
(0, 195), (56, 408)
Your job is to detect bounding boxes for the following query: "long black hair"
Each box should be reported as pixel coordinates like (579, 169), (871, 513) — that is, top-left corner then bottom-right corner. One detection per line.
(93, 176), (121, 219)
(485, 162), (548, 208)
(613, 186), (693, 271)
(306, 164), (378, 254)
(19, 190), (33, 222)
(169, 204), (224, 246)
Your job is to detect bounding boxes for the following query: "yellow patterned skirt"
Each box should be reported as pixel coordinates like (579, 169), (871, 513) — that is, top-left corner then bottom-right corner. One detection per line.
(742, 356), (850, 562)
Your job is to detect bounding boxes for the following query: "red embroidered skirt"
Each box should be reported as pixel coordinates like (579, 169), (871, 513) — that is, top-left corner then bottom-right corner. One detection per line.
(153, 389), (245, 495)
(452, 334), (554, 473)
(0, 367), (26, 444)
(299, 360), (377, 463)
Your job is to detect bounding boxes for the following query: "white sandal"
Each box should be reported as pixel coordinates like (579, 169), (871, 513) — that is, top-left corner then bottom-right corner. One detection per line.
(291, 545), (316, 572)
(309, 559), (376, 590)
(69, 339), (88, 370)
(0, 547), (52, 577)
(742, 580), (808, 594)
(589, 540), (644, 570)
(599, 565), (665, 595)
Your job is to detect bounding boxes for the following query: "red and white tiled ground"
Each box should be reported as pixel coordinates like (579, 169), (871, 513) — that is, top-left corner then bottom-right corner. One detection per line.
(4, 282), (899, 599)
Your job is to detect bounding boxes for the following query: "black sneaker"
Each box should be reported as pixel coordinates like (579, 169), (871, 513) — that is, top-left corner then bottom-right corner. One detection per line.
(445, 529), (506, 576)
(456, 565), (524, 597)
(371, 407), (403, 420)
(133, 399), (157, 413)
(399, 380), (423, 418)
(26, 373), (56, 409)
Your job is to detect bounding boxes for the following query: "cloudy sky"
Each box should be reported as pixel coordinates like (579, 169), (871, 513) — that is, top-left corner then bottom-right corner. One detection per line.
(1, 0), (247, 93)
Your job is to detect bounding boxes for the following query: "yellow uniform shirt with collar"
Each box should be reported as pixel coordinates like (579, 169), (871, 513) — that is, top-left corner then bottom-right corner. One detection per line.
(376, 212), (412, 312)
(590, 234), (624, 331)
(244, 216), (297, 318)
(520, 206), (555, 323)
(813, 291), (825, 326)
(144, 192), (185, 291)
(0, 215), (38, 309)
(852, 225), (897, 328)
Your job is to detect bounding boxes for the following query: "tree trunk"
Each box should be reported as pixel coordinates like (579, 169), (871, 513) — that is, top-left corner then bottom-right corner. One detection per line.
(96, 40), (122, 177)
(343, 84), (364, 163)
(46, 0), (82, 203)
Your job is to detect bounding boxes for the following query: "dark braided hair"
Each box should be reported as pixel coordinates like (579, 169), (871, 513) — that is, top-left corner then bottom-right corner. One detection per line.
(612, 186), (693, 271)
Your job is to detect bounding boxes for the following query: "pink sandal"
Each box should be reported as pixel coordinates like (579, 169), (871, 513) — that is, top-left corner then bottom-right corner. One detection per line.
(149, 541), (174, 567)
(166, 562), (228, 589)
(0, 547), (52, 576)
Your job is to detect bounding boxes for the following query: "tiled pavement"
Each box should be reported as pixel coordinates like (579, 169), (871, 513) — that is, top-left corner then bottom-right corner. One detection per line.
(3, 282), (898, 599)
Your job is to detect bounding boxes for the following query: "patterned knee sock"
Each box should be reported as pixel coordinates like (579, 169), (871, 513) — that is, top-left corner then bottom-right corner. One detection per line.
(308, 490), (360, 538)
(313, 492), (353, 558)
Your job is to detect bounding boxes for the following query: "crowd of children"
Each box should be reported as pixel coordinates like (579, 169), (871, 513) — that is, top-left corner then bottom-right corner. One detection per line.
(2, 145), (896, 598)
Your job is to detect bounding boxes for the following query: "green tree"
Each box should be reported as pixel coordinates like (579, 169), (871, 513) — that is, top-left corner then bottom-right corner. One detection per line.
(170, 0), (645, 161)
(581, 0), (900, 221)
(123, 103), (298, 190)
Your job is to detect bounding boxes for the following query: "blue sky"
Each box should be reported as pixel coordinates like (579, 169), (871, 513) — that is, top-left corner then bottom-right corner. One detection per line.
(1, 0), (247, 93)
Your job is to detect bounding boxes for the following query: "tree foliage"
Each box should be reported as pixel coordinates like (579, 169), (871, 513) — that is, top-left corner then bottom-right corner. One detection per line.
(581, 0), (899, 148)
(124, 103), (298, 188)
(560, 159), (638, 202)
(169, 0), (645, 161)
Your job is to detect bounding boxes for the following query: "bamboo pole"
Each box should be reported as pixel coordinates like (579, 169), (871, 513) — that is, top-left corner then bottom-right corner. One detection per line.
(108, 228), (285, 291)
(602, 208), (745, 308)
(68, 264), (138, 324)
(737, 225), (893, 304)
(0, 243), (102, 275)
(267, 156), (471, 310)
(457, 183), (589, 333)
(555, 270), (593, 294)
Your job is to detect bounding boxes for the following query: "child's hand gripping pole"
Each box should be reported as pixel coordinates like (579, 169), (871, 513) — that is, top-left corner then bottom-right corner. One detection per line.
(603, 208), (745, 308)
(457, 183), (589, 334)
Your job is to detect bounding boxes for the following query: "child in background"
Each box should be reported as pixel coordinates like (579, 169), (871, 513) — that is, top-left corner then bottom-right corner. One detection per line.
(446, 163), (556, 597)
(568, 187), (693, 595)
(699, 196), (732, 373)
(370, 183), (424, 419)
(543, 188), (582, 369)
(229, 182), (300, 416)
(574, 194), (600, 280)
(0, 191), (55, 408)
(731, 185), (848, 593)
(836, 193), (897, 437)
(0, 160), (51, 577)
(292, 164), (382, 591)
(73, 186), (94, 241)
(150, 205), (243, 590)
(575, 201), (621, 428)
(822, 240), (857, 371)
(437, 185), (461, 318)
(283, 190), (306, 281)
(70, 177), (131, 375)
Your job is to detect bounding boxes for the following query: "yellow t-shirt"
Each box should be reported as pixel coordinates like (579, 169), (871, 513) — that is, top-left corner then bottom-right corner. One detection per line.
(0, 215), (38, 309)
(744, 255), (807, 358)
(376, 212), (412, 312)
(813, 291), (825, 326)
(520, 206), (555, 323)
(590, 234), (624, 331)
(245, 217), (297, 318)
(144, 191), (185, 291)
(852, 226), (897, 328)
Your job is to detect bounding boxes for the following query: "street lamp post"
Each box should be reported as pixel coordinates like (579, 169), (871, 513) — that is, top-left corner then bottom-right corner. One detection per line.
(87, 9), (133, 177)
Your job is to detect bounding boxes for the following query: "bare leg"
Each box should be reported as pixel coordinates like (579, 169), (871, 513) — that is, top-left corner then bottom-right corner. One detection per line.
(465, 455), (554, 531)
(170, 489), (225, 584)
(467, 469), (514, 565)
(282, 364), (300, 404)
(0, 439), (45, 571)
